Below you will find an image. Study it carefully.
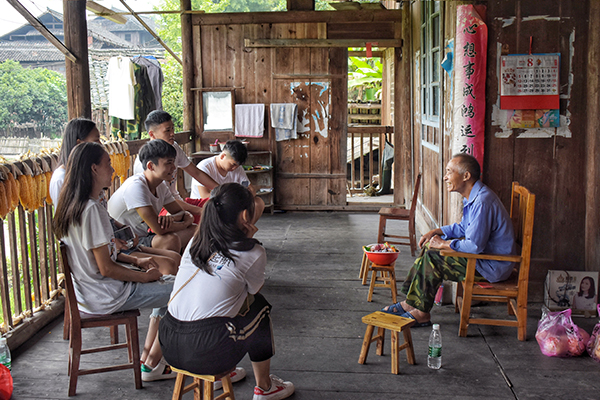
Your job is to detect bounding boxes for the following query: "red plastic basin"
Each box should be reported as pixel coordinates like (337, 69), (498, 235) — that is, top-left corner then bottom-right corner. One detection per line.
(363, 243), (400, 265)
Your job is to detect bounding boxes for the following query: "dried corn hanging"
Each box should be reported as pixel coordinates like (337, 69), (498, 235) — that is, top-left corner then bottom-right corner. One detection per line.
(18, 161), (35, 212)
(9, 164), (20, 210)
(0, 181), (8, 219)
(40, 156), (53, 205)
(0, 165), (14, 214)
(31, 159), (45, 210)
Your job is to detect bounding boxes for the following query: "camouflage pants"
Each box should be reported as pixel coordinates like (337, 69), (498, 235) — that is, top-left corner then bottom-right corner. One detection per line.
(400, 243), (484, 313)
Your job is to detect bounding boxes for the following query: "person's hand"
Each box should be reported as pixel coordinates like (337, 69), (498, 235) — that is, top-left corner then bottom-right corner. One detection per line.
(136, 257), (159, 271)
(131, 234), (140, 248)
(142, 268), (162, 282)
(158, 215), (174, 230)
(114, 238), (129, 251)
(182, 211), (194, 226)
(428, 235), (451, 250)
(419, 230), (437, 248)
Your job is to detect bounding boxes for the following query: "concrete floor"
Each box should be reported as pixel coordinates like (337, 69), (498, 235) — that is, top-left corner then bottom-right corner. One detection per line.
(11, 212), (600, 399)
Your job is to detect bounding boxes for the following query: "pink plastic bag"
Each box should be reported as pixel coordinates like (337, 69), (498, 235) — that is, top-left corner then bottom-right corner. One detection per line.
(586, 304), (600, 362)
(535, 306), (590, 357)
(0, 364), (12, 400)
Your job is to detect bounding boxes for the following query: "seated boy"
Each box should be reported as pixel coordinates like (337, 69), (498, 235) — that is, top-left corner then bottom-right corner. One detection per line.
(109, 139), (196, 254)
(190, 139), (264, 223)
(133, 110), (218, 221)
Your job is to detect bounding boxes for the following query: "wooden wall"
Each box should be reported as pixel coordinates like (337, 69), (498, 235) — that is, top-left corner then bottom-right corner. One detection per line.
(410, 0), (598, 298)
(189, 10), (402, 209)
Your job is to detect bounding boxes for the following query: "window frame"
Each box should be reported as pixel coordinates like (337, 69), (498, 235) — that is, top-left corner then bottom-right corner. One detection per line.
(420, 1), (442, 128)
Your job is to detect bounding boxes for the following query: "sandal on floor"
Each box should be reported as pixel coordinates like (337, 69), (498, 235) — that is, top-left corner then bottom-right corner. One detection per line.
(381, 302), (432, 327)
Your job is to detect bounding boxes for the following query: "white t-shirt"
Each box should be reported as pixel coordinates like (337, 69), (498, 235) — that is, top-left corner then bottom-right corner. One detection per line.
(62, 199), (132, 315)
(190, 156), (249, 199)
(49, 165), (66, 206)
(50, 165), (109, 209)
(133, 141), (191, 201)
(107, 173), (175, 237)
(107, 57), (136, 120)
(168, 242), (266, 320)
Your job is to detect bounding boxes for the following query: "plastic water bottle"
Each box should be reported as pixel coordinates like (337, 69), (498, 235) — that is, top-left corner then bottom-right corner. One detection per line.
(427, 324), (442, 369)
(0, 337), (11, 371)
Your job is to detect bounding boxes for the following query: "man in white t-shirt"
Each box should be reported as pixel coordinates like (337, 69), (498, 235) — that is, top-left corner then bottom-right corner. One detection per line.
(133, 110), (217, 222)
(109, 139), (196, 254)
(190, 140), (264, 223)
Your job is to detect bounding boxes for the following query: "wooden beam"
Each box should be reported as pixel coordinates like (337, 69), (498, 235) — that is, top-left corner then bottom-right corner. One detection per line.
(118, 0), (183, 65)
(287, 0), (314, 11)
(245, 38), (402, 48)
(194, 9), (403, 26)
(349, 51), (384, 57)
(181, 0), (194, 136)
(7, 0), (76, 62)
(63, 0), (91, 119)
(86, 1), (127, 24)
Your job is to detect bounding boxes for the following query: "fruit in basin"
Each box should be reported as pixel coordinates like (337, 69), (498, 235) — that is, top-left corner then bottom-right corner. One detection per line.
(363, 243), (399, 265)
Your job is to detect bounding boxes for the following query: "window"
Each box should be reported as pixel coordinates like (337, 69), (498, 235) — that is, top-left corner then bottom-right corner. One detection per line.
(420, 1), (442, 125)
(124, 33), (132, 42)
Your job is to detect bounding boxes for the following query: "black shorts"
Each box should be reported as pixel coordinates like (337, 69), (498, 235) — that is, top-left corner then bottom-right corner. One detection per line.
(159, 293), (274, 375)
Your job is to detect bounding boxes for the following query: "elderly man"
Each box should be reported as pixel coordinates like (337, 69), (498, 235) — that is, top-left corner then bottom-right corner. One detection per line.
(382, 154), (516, 326)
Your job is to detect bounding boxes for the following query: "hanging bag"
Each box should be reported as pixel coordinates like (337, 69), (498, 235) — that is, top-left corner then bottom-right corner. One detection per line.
(586, 304), (600, 362)
(535, 306), (590, 357)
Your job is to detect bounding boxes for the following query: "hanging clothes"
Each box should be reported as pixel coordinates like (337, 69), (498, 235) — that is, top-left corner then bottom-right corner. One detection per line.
(110, 62), (155, 140)
(132, 55), (164, 111)
(270, 103), (298, 141)
(107, 57), (136, 120)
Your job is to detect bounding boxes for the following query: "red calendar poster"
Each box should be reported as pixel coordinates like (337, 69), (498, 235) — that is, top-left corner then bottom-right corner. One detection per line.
(500, 53), (560, 110)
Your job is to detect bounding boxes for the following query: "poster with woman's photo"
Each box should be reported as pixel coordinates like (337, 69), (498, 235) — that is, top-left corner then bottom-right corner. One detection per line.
(544, 271), (599, 316)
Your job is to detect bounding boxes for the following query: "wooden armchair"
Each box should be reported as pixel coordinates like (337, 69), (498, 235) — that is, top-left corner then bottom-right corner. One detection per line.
(60, 243), (142, 396)
(440, 182), (535, 341)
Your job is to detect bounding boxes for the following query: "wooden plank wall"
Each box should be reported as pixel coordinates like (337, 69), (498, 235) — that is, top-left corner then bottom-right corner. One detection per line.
(410, 1), (597, 297)
(191, 11), (401, 208)
(483, 1), (590, 286)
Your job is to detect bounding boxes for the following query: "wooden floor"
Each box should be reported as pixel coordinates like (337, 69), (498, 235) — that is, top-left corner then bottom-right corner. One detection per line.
(11, 212), (600, 399)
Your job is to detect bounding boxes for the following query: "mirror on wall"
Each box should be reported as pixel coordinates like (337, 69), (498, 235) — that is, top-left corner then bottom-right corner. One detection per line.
(202, 89), (235, 131)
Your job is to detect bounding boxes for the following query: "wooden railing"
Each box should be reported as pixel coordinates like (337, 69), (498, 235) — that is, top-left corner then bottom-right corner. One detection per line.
(347, 125), (393, 195)
(0, 132), (192, 349)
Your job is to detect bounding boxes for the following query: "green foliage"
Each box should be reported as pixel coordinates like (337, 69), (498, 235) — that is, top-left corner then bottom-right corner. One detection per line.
(348, 56), (382, 101)
(161, 55), (184, 132)
(0, 60), (68, 136)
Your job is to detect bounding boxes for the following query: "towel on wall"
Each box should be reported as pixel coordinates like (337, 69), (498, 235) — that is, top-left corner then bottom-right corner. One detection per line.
(235, 104), (265, 137)
(270, 103), (298, 141)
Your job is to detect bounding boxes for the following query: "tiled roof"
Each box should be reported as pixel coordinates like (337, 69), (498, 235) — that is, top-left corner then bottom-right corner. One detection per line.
(0, 41), (63, 62)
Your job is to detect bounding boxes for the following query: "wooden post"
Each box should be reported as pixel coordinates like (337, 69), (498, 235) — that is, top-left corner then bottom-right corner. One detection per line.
(63, 0), (92, 119)
(585, 0), (600, 270)
(395, 4), (411, 205)
(181, 0), (195, 149)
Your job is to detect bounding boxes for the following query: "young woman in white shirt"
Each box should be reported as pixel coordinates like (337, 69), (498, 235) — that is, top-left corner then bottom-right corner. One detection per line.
(160, 183), (294, 400)
(53, 142), (177, 382)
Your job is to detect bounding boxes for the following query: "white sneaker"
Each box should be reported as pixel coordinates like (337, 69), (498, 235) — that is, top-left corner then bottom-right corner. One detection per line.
(214, 367), (246, 390)
(253, 374), (295, 400)
(141, 358), (177, 382)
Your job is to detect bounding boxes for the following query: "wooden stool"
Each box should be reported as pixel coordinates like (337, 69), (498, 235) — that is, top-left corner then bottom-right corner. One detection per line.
(359, 252), (370, 284)
(358, 311), (416, 374)
(171, 366), (235, 400)
(367, 262), (397, 302)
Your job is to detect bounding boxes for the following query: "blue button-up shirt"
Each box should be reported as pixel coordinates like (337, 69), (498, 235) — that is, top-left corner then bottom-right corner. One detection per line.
(440, 180), (516, 282)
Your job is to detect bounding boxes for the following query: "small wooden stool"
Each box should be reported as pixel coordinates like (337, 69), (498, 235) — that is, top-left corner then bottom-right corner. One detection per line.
(367, 262), (397, 302)
(358, 311), (416, 374)
(171, 366), (235, 400)
(359, 252), (371, 284)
